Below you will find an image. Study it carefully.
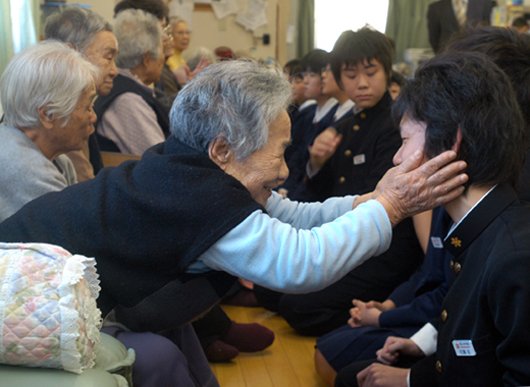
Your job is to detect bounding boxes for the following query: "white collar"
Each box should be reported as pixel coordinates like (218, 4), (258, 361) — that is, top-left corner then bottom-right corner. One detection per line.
(313, 98), (338, 123)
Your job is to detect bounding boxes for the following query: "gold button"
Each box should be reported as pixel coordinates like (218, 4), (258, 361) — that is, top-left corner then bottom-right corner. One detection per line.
(441, 310), (448, 323)
(436, 360), (442, 373)
(344, 150), (352, 157)
(450, 260), (454, 270)
(339, 176), (346, 184)
(353, 125), (360, 131)
(454, 262), (462, 274)
(360, 113), (366, 119)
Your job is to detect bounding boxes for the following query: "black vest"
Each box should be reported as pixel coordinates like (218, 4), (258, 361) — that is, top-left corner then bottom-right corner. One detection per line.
(0, 137), (262, 330)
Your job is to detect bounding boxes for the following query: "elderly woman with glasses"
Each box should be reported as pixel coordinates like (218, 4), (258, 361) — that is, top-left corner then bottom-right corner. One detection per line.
(94, 9), (169, 156)
(0, 41), (97, 223)
(0, 60), (467, 387)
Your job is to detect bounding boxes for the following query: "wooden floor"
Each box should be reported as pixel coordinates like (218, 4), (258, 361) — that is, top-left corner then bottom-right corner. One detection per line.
(211, 305), (327, 387)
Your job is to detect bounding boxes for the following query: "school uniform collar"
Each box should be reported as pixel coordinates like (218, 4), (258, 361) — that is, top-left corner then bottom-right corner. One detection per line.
(299, 99), (317, 112)
(353, 91), (392, 118)
(334, 100), (355, 122)
(444, 184), (518, 257)
(313, 98), (338, 123)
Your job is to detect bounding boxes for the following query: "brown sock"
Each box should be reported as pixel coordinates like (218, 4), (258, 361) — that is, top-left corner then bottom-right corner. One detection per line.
(204, 339), (239, 362)
(222, 321), (275, 352)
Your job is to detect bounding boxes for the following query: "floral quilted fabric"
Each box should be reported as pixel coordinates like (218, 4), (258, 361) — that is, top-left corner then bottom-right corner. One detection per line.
(0, 243), (102, 374)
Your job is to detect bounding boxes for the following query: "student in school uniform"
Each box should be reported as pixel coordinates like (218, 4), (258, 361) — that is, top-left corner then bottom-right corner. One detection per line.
(338, 51), (530, 387)
(255, 29), (424, 336)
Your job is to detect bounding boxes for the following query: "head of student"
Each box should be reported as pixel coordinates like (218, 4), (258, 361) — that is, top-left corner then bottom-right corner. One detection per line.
(444, 26), (530, 129)
(170, 60), (292, 206)
(392, 52), (526, 189)
(330, 27), (393, 109)
(284, 59), (306, 106)
(0, 41), (98, 160)
(300, 49), (329, 100)
(45, 6), (118, 96)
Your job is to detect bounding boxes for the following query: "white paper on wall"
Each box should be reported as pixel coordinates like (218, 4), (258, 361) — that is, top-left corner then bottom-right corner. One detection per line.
(235, 0), (268, 31)
(211, 0), (239, 19)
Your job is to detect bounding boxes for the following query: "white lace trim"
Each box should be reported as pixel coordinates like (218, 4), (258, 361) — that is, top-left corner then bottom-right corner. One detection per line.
(59, 256), (102, 374)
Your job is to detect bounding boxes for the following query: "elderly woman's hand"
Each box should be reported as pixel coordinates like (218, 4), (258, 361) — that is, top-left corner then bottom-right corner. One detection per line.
(358, 150), (468, 227)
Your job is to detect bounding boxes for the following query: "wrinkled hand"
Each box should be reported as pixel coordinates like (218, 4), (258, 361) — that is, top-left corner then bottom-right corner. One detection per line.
(188, 56), (210, 81)
(373, 150), (468, 227)
(376, 336), (424, 365)
(348, 300), (382, 328)
(357, 363), (409, 387)
(309, 127), (343, 173)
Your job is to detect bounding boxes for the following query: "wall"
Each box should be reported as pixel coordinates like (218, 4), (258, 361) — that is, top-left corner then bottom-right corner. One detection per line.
(62, 0), (291, 65)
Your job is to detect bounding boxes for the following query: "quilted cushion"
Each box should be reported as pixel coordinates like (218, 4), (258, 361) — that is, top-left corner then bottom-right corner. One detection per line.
(0, 242), (102, 374)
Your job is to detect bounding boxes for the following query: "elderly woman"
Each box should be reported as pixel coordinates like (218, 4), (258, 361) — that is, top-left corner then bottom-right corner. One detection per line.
(0, 60), (466, 386)
(94, 9), (168, 156)
(0, 41), (97, 223)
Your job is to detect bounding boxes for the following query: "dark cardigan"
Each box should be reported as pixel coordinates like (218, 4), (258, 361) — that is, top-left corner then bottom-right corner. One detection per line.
(0, 136), (262, 331)
(94, 73), (171, 152)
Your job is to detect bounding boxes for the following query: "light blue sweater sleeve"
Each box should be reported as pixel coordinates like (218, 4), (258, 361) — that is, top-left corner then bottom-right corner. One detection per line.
(198, 192), (392, 293)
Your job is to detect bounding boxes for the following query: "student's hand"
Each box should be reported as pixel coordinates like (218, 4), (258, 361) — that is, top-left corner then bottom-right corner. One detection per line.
(357, 363), (409, 387)
(372, 150), (468, 227)
(309, 127), (342, 174)
(348, 299), (382, 328)
(376, 337), (424, 365)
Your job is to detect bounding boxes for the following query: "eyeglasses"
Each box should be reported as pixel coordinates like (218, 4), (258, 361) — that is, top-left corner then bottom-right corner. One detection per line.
(175, 30), (192, 36)
(163, 25), (174, 42)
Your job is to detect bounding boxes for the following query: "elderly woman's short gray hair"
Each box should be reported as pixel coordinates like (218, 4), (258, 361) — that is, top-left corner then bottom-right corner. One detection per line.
(0, 41), (98, 128)
(114, 9), (162, 70)
(170, 60), (292, 160)
(44, 7), (112, 55)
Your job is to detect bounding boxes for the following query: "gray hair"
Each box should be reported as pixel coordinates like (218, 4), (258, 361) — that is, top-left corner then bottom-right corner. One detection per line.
(169, 16), (187, 29)
(184, 46), (216, 72)
(0, 41), (98, 128)
(170, 60), (292, 160)
(113, 9), (162, 69)
(45, 6), (112, 55)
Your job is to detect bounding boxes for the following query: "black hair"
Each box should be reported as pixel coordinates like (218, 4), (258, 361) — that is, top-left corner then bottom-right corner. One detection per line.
(330, 27), (394, 88)
(114, 0), (169, 21)
(512, 16), (528, 28)
(390, 70), (406, 87)
(393, 52), (527, 188)
(444, 26), (530, 130)
(284, 59), (303, 80)
(300, 49), (329, 75)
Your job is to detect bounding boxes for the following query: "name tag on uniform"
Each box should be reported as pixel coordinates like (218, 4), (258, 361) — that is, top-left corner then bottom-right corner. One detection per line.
(353, 154), (366, 165)
(431, 237), (444, 249)
(452, 340), (476, 356)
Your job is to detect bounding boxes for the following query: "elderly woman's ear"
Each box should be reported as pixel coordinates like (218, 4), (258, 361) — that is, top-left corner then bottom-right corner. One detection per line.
(38, 107), (55, 130)
(208, 136), (233, 170)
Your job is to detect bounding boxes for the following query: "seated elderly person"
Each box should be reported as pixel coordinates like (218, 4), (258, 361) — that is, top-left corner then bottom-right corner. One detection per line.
(0, 41), (97, 223)
(95, 9), (168, 155)
(0, 60), (467, 386)
(44, 6), (118, 181)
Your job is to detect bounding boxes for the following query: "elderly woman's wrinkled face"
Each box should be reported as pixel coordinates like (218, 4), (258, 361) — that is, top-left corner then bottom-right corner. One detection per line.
(144, 42), (166, 85)
(53, 84), (97, 153)
(172, 21), (191, 52)
(83, 30), (118, 96)
(224, 110), (291, 206)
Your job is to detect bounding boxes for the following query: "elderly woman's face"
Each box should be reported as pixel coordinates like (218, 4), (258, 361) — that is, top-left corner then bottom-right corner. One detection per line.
(84, 30), (118, 96)
(53, 84), (97, 153)
(224, 110), (291, 206)
(172, 21), (191, 52)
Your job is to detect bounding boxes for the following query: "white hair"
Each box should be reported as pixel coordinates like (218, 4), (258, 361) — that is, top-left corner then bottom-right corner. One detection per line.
(170, 60), (292, 160)
(44, 6), (112, 55)
(0, 40), (98, 128)
(113, 9), (162, 70)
